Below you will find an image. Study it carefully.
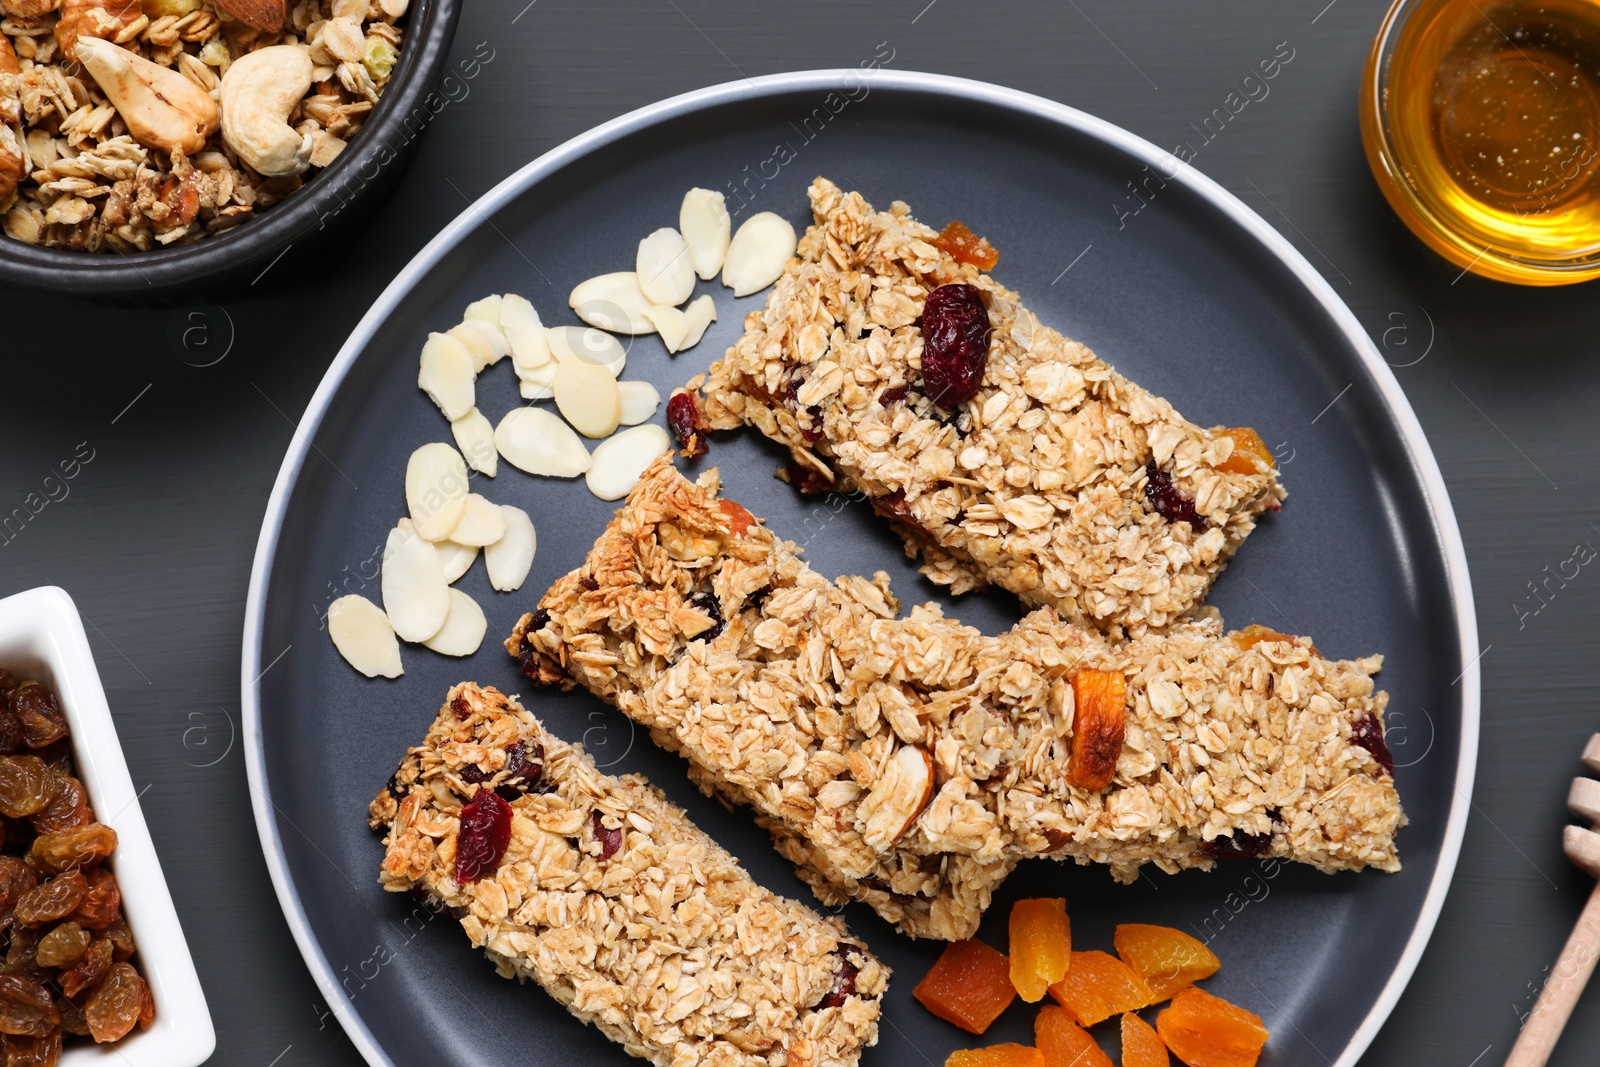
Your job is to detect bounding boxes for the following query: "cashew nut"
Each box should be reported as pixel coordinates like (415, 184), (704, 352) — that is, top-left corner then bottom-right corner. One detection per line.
(74, 36), (219, 155)
(219, 45), (313, 178)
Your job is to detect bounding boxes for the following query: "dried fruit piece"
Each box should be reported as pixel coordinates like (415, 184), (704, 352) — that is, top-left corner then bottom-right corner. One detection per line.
(636, 229), (695, 306)
(501, 294), (551, 373)
(35, 921), (89, 967)
(1046, 950), (1154, 1027)
(484, 505), (536, 592)
(451, 408), (498, 478)
(85, 962), (145, 1042)
(494, 408), (591, 478)
(947, 1045), (1046, 1067)
(547, 326), (627, 377)
(421, 589), (487, 657)
(1121, 1012), (1171, 1067)
(30, 774), (88, 834)
(667, 391), (708, 458)
(591, 809), (622, 859)
(570, 271), (657, 335)
(59, 937), (111, 997)
(858, 744), (934, 851)
(1228, 624), (1313, 654)
(1008, 897), (1071, 1003)
(15, 870), (86, 926)
(447, 494), (507, 548)
(417, 332), (476, 421)
(0, 976), (56, 1037)
(1144, 463), (1206, 528)
(0, 928), (41, 980)
(4, 1030), (62, 1065)
(920, 283), (992, 408)
(554, 358), (623, 439)
(1114, 925), (1220, 1002)
(1215, 428), (1274, 476)
(29, 824), (115, 875)
(719, 499), (756, 538)
(103, 917), (135, 961)
(70, 866), (120, 930)
(723, 211), (797, 296)
(1155, 987), (1269, 1067)
(1035, 1005), (1112, 1067)
(328, 595), (403, 679)
(405, 442), (470, 541)
(587, 424), (672, 502)
(618, 381), (661, 426)
(0, 857), (36, 921)
(381, 525), (450, 643)
(931, 220), (1000, 270)
(1066, 670), (1126, 791)
(454, 788), (511, 884)
(0, 758), (51, 818)
(681, 187), (731, 279)
(1200, 830), (1274, 861)
(9, 687), (65, 750)
(785, 462), (834, 495)
(913, 938), (1016, 1034)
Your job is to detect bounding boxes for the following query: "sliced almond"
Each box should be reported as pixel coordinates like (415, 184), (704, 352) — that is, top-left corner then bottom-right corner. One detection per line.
(405, 442), (469, 541)
(618, 380), (661, 425)
(636, 228), (695, 306)
(520, 378), (556, 401)
(569, 272), (656, 335)
(421, 588), (487, 656)
(680, 188), (731, 280)
(644, 304), (689, 352)
(494, 407), (591, 477)
(447, 492), (508, 546)
(554, 358), (622, 439)
(418, 332), (474, 420)
(448, 319), (509, 373)
(463, 294), (502, 327)
(485, 504), (536, 591)
(328, 595), (402, 678)
(585, 424), (670, 501)
(547, 325), (626, 377)
(451, 407), (497, 477)
(432, 538), (478, 583)
(381, 523), (450, 642)
(858, 744), (935, 851)
(517, 358), (558, 400)
(723, 211), (797, 297)
(501, 293), (551, 372)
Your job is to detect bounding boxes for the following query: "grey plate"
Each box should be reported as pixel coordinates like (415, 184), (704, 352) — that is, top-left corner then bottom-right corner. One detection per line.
(243, 71), (1479, 1067)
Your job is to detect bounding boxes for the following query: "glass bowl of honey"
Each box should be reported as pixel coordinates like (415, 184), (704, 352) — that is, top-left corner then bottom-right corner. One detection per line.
(1362, 0), (1600, 284)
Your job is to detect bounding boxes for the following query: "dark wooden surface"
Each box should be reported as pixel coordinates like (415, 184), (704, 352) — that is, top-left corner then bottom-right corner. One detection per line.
(2, 2), (1596, 1064)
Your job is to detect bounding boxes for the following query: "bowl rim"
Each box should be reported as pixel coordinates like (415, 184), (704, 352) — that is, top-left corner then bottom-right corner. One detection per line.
(0, 584), (214, 1066)
(0, 0), (462, 296)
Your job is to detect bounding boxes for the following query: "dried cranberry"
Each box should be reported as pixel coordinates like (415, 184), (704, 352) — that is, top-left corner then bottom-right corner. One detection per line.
(516, 614), (550, 682)
(591, 810), (622, 860)
(688, 593), (725, 642)
(743, 585), (773, 613)
(454, 789), (512, 884)
(450, 696), (471, 721)
(1351, 713), (1394, 776)
(878, 384), (910, 406)
(919, 283), (991, 408)
(460, 764), (489, 785)
(786, 462), (835, 496)
(815, 953), (860, 1009)
(1143, 462), (1206, 528)
(871, 490), (929, 537)
(495, 742), (545, 801)
(386, 772), (406, 801)
(578, 575), (599, 592)
(1041, 827), (1073, 852)
(667, 392), (709, 458)
(1200, 830), (1274, 860)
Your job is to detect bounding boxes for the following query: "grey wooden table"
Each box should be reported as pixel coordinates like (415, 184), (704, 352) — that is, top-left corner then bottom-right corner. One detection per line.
(2, 2), (1595, 1064)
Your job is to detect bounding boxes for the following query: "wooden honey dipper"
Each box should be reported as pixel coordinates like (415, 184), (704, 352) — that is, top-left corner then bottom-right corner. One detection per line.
(1504, 734), (1600, 1067)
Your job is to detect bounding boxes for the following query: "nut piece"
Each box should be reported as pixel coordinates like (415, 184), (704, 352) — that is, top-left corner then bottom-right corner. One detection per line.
(450, 407), (497, 477)
(218, 45), (313, 177)
(418, 332), (474, 421)
(1065, 669), (1127, 791)
(585, 424), (670, 501)
(722, 211), (797, 296)
(214, 0), (284, 30)
(54, 0), (140, 56)
(328, 595), (402, 678)
(569, 272), (656, 335)
(617, 380), (661, 426)
(484, 504), (535, 591)
(553, 357), (622, 439)
(857, 744), (934, 851)
(404, 442), (469, 541)
(431, 538), (477, 583)
(636, 228), (695, 306)
(547, 326), (626, 377)
(494, 407), (590, 478)
(421, 588), (486, 657)
(680, 188), (731, 280)
(678, 293), (717, 351)
(644, 304), (689, 352)
(446, 493), (507, 547)
(381, 524), (450, 643)
(502, 293), (550, 374)
(74, 37), (220, 155)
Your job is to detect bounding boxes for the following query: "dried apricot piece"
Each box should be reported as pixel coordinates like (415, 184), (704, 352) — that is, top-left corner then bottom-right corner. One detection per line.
(1008, 897), (1071, 1003)
(1121, 1012), (1170, 1067)
(1155, 987), (1268, 1067)
(947, 1044), (1044, 1067)
(913, 938), (1017, 1034)
(1066, 671), (1126, 791)
(1229, 625), (1317, 657)
(1214, 428), (1274, 475)
(1034, 1004), (1112, 1067)
(1047, 950), (1154, 1027)
(931, 220), (1001, 271)
(1113, 925), (1221, 1001)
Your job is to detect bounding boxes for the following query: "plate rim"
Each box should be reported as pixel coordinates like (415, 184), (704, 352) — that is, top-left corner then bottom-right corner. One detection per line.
(241, 68), (1481, 1067)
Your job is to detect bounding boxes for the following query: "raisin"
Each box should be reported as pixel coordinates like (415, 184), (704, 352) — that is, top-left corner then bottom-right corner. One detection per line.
(1144, 461), (1207, 528)
(0, 674), (15, 696)
(5, 1028), (63, 1063)
(516, 628), (543, 681)
(15, 871), (86, 927)
(1200, 830), (1274, 860)
(930, 219), (1001, 270)
(800, 405), (824, 443)
(0, 760), (51, 820)
(815, 952), (860, 1009)
(0, 707), (22, 758)
(785, 462), (835, 496)
(743, 585), (773, 613)
(450, 696), (471, 721)
(138, 980), (153, 1029)
(688, 593), (724, 642)
(1351, 713), (1395, 776)
(69, 867), (119, 930)
(578, 575), (599, 592)
(493, 742), (544, 803)
(8, 688), (64, 751)
(878, 384), (910, 406)
(667, 392), (709, 458)
(84, 962), (143, 1042)
(385, 772), (405, 801)
(459, 764), (489, 785)
(591, 810), (622, 860)
(454, 788), (511, 884)
(101, 918), (135, 962)
(34, 923), (88, 968)
(58, 938), (111, 997)
(29, 825), (114, 876)
(871, 490), (929, 537)
(0, 928), (41, 979)
(29, 777), (88, 836)
(919, 283), (992, 408)
(57, 993), (90, 1036)
(31, 745), (70, 779)
(0, 976), (56, 1037)
(0, 858), (36, 923)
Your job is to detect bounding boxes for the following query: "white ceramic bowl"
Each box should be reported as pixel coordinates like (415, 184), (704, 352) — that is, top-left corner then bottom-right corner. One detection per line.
(0, 586), (213, 1066)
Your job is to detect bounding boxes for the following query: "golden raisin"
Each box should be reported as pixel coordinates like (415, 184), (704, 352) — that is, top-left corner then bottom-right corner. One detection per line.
(0, 759), (51, 819)
(0, 976), (57, 1037)
(70, 867), (120, 930)
(34, 922), (89, 967)
(85, 962), (145, 1043)
(15, 871), (85, 928)
(28, 823), (115, 875)
(29, 776), (88, 835)
(4, 1029), (62, 1064)
(59, 938), (111, 998)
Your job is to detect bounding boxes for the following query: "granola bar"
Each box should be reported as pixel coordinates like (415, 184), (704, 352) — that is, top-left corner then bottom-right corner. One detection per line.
(508, 459), (1403, 933)
(368, 681), (886, 1067)
(697, 177), (1287, 637)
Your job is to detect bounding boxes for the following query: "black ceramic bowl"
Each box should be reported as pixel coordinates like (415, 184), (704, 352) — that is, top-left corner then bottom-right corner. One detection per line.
(0, 0), (460, 298)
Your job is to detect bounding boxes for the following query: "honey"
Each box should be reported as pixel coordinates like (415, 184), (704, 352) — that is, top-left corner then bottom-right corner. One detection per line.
(1363, 0), (1600, 283)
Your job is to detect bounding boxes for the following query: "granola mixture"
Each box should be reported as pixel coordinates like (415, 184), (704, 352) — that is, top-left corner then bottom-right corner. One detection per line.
(0, 0), (403, 251)
(370, 681), (886, 1067)
(698, 177), (1287, 638)
(508, 458), (1403, 939)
